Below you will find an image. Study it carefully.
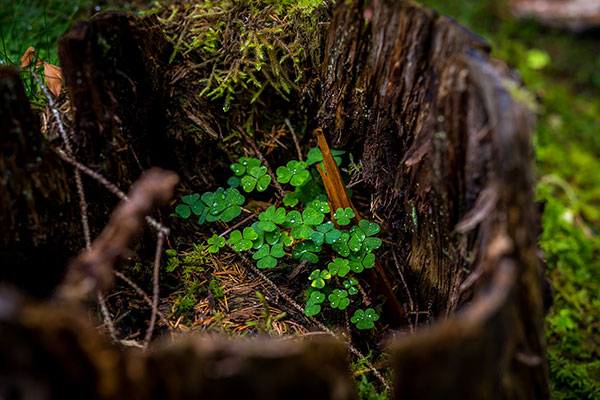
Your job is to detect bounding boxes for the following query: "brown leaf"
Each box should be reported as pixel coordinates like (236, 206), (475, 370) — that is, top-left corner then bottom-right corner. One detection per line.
(20, 46), (36, 68)
(43, 62), (63, 97)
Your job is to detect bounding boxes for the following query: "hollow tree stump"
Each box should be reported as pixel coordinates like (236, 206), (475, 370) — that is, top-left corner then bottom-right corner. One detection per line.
(0, 0), (551, 398)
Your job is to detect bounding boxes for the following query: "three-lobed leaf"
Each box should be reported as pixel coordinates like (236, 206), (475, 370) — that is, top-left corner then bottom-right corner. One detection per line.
(276, 160), (310, 186)
(328, 258), (350, 277)
(304, 291), (325, 316)
(333, 207), (355, 226)
(207, 234), (226, 253)
(328, 289), (350, 309)
(351, 308), (380, 329)
(308, 269), (332, 289)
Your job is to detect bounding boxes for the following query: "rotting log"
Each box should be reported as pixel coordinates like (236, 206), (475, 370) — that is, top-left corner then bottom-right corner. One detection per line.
(0, 0), (551, 398)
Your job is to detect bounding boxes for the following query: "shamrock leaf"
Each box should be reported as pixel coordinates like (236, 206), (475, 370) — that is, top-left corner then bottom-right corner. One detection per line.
(241, 166), (271, 192)
(308, 199), (330, 213)
(175, 193), (207, 221)
(292, 240), (321, 263)
(283, 192), (300, 207)
(331, 232), (350, 257)
(276, 160), (310, 186)
(305, 147), (345, 167)
(285, 208), (324, 239)
(231, 157), (261, 176)
(327, 258), (350, 277)
(310, 221), (341, 246)
(333, 207), (355, 226)
(228, 227), (259, 251)
(351, 308), (379, 330)
(305, 290), (325, 316)
(204, 187), (245, 223)
(250, 222), (265, 249)
(207, 234), (225, 253)
(343, 277), (359, 295)
(257, 206), (287, 232)
(328, 289), (350, 310)
(309, 269), (331, 289)
(349, 252), (375, 273)
(253, 242), (285, 269)
(348, 220), (382, 252)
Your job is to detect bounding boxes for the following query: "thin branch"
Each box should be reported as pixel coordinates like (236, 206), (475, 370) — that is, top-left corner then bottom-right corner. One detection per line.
(144, 231), (165, 349)
(392, 250), (415, 332)
(285, 118), (303, 161)
(54, 148), (170, 235)
(33, 71), (119, 341)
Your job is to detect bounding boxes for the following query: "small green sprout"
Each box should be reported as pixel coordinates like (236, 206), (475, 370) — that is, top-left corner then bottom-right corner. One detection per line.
(327, 257), (350, 277)
(305, 290), (325, 316)
(257, 206), (287, 232)
(310, 221), (341, 245)
(328, 289), (350, 310)
(308, 198), (330, 213)
(309, 269), (332, 288)
(343, 277), (359, 295)
(282, 192), (300, 207)
(207, 234), (226, 253)
(292, 240), (321, 263)
(241, 166), (271, 192)
(276, 160), (310, 186)
(253, 242), (285, 269)
(333, 207), (355, 226)
(351, 308), (379, 330)
(228, 227), (259, 251)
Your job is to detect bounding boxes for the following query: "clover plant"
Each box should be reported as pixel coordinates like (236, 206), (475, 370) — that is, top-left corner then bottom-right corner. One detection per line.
(175, 145), (382, 330)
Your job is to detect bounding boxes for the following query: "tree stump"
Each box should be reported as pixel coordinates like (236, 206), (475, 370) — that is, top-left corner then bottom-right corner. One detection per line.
(0, 0), (551, 398)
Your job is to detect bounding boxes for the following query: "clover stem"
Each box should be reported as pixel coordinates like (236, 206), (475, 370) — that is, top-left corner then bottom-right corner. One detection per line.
(219, 214), (256, 238)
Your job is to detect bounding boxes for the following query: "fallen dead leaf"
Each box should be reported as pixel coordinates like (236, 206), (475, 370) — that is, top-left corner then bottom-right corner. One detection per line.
(20, 46), (36, 68)
(43, 62), (63, 97)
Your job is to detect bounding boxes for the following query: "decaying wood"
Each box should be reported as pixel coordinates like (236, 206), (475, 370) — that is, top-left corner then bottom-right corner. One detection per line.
(0, 0), (551, 398)
(316, 0), (550, 397)
(57, 168), (178, 301)
(0, 67), (78, 297)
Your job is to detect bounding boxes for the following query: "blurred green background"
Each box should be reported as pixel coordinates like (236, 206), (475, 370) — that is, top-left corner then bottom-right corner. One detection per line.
(1, 0), (598, 398)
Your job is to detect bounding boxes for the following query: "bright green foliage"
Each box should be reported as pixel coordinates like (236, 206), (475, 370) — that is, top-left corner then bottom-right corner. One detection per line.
(292, 240), (321, 263)
(349, 252), (376, 273)
(328, 258), (350, 277)
(309, 269), (331, 289)
(348, 220), (382, 252)
(306, 147), (345, 167)
(332, 232), (351, 257)
(207, 234), (226, 253)
(242, 166), (271, 192)
(351, 308), (380, 330)
(329, 289), (350, 310)
(285, 207), (325, 239)
(228, 227), (259, 251)
(176, 145), (384, 330)
(258, 206), (287, 232)
(311, 221), (341, 245)
(229, 157), (271, 192)
(253, 242), (285, 269)
(343, 278), (359, 295)
(231, 157), (261, 176)
(334, 207), (355, 226)
(305, 290), (325, 316)
(276, 160), (310, 186)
